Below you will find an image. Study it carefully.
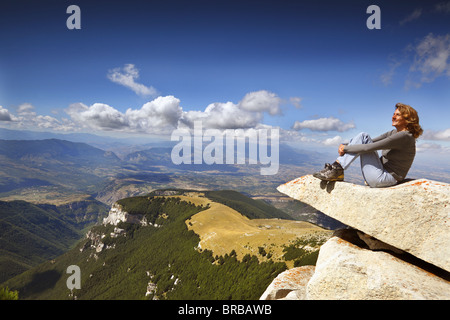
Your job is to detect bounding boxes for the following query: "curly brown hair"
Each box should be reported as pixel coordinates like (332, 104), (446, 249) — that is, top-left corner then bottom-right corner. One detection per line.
(395, 103), (423, 138)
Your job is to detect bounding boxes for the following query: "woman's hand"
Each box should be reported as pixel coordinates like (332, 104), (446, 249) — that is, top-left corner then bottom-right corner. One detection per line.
(338, 144), (346, 156)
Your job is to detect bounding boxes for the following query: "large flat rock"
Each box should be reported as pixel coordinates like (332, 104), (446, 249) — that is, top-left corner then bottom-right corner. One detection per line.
(306, 230), (450, 300)
(277, 175), (450, 272)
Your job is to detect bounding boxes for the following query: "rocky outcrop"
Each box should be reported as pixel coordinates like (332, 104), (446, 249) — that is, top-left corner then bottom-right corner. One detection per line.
(262, 175), (450, 300)
(260, 266), (315, 300)
(102, 203), (149, 226)
(277, 175), (450, 272)
(307, 229), (450, 299)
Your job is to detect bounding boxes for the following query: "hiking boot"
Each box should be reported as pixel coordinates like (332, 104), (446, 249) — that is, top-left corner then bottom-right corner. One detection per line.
(313, 161), (344, 181)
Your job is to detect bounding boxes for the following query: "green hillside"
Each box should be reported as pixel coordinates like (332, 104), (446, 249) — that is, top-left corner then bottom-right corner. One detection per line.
(147, 189), (292, 220)
(204, 190), (292, 220)
(2, 194), (288, 300)
(0, 199), (108, 283)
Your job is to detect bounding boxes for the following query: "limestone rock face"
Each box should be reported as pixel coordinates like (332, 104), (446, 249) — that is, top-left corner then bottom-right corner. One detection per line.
(277, 175), (450, 272)
(261, 175), (450, 300)
(259, 266), (315, 300)
(103, 203), (147, 226)
(306, 230), (450, 300)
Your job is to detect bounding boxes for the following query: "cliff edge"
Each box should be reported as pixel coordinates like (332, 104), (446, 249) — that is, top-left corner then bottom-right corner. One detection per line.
(261, 175), (450, 300)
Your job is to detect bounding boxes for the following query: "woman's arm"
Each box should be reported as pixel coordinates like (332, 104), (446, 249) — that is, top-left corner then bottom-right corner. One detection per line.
(371, 130), (394, 143)
(343, 131), (408, 154)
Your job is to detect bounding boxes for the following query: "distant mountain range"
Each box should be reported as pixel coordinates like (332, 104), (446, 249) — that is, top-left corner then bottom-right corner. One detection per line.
(0, 139), (123, 194)
(0, 133), (322, 197)
(0, 131), (336, 295)
(0, 127), (156, 146)
(0, 138), (120, 164)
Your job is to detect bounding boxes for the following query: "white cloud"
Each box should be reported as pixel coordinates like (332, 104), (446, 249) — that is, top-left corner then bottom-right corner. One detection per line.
(382, 33), (450, 88)
(322, 135), (344, 146)
(3, 90), (287, 135)
(408, 33), (450, 87)
(34, 115), (67, 130)
(1, 90), (355, 151)
(1, 103), (74, 131)
(0, 106), (12, 121)
(238, 90), (283, 115)
(289, 97), (303, 109)
(66, 102), (129, 130)
(292, 117), (355, 132)
(416, 142), (450, 154)
(125, 96), (183, 132)
(278, 128), (346, 148)
(399, 8), (422, 26)
(107, 64), (159, 97)
(180, 90), (283, 130)
(17, 103), (36, 116)
(64, 90), (286, 134)
(66, 96), (182, 134)
(181, 101), (261, 130)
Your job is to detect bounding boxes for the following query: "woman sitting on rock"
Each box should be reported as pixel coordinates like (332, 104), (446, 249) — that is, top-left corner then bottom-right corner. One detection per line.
(313, 103), (423, 188)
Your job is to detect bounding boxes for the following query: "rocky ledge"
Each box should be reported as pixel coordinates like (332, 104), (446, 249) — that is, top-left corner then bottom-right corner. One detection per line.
(261, 175), (450, 300)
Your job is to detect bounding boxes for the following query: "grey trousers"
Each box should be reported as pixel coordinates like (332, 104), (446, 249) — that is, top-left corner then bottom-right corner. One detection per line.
(337, 132), (398, 188)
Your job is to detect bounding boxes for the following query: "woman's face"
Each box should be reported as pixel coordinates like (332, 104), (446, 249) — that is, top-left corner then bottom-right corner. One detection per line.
(392, 109), (408, 131)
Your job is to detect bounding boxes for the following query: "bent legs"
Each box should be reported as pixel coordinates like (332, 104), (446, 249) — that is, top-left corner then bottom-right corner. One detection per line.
(337, 132), (397, 188)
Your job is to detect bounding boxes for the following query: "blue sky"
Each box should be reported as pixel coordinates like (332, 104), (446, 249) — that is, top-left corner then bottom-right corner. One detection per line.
(0, 0), (449, 159)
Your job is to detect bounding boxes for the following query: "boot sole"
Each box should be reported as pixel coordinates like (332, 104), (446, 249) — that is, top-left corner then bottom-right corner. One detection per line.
(313, 173), (344, 182)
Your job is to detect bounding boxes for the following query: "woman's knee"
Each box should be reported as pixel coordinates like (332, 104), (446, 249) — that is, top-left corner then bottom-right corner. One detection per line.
(352, 132), (372, 145)
(356, 132), (371, 139)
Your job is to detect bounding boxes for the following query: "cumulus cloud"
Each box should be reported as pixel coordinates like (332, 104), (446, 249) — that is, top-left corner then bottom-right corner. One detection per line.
(292, 117), (355, 132)
(0, 106), (12, 121)
(238, 90), (283, 115)
(125, 96), (183, 131)
(66, 102), (129, 130)
(63, 90), (286, 134)
(66, 96), (182, 134)
(2, 90), (288, 135)
(180, 90), (283, 130)
(181, 101), (261, 130)
(107, 64), (159, 97)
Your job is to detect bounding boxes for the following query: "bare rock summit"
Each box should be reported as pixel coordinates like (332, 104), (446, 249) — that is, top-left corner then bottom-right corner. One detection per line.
(261, 175), (450, 300)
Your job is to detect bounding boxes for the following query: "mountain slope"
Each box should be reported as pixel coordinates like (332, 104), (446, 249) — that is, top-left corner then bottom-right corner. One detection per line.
(204, 190), (292, 220)
(184, 193), (331, 267)
(0, 199), (108, 283)
(2, 190), (330, 300)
